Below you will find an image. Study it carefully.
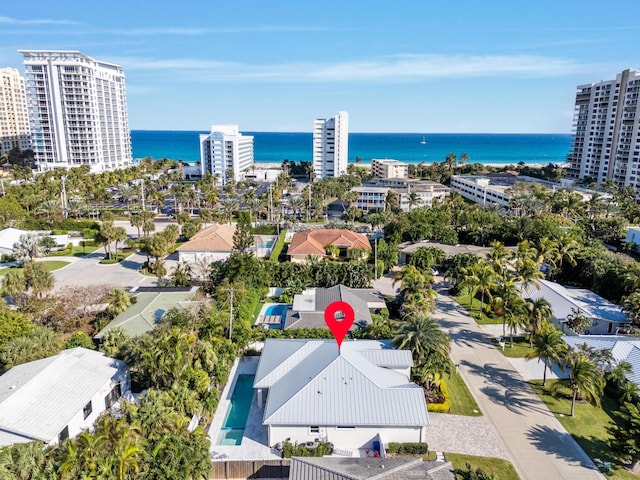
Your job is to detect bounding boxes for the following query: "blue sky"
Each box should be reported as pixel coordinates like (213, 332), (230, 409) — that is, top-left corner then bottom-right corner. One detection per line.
(1, 0), (638, 133)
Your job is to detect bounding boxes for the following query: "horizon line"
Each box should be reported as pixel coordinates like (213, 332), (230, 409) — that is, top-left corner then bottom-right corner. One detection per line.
(130, 129), (573, 135)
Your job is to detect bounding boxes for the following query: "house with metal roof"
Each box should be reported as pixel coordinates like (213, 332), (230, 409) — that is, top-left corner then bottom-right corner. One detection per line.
(289, 457), (455, 480)
(254, 339), (429, 451)
(282, 285), (386, 330)
(94, 286), (200, 339)
(0, 347), (129, 447)
(563, 336), (640, 387)
(520, 279), (630, 335)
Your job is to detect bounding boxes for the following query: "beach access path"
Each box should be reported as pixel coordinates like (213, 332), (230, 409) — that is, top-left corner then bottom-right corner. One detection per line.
(434, 287), (604, 480)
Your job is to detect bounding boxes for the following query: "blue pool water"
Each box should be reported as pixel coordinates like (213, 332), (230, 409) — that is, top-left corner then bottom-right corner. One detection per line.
(265, 304), (288, 316)
(264, 304), (289, 329)
(217, 374), (255, 446)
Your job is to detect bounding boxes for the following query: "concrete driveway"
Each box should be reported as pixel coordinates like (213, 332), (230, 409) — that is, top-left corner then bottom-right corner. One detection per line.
(50, 251), (156, 290)
(434, 289), (603, 480)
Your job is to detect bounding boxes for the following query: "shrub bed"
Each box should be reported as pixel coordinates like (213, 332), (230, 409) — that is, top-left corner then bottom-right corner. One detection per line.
(386, 442), (428, 455)
(427, 378), (451, 413)
(282, 441), (333, 458)
(269, 231), (286, 262)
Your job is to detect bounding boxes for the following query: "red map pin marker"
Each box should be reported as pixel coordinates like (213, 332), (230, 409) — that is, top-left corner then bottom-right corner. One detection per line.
(324, 301), (355, 351)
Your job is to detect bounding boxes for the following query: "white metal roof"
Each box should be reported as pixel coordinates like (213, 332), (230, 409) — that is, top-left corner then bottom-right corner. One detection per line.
(0, 348), (127, 445)
(256, 339), (429, 427)
(521, 280), (628, 324)
(563, 336), (640, 386)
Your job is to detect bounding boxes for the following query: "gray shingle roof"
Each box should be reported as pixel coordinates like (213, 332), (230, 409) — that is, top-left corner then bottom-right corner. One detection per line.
(256, 340), (429, 427)
(286, 286), (385, 330)
(289, 457), (455, 480)
(0, 348), (127, 445)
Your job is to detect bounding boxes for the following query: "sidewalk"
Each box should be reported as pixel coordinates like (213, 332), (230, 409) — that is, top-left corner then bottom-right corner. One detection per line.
(434, 293), (603, 480)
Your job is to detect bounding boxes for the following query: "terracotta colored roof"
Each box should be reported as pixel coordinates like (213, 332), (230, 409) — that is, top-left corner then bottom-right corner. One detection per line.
(176, 223), (235, 252)
(288, 229), (371, 256)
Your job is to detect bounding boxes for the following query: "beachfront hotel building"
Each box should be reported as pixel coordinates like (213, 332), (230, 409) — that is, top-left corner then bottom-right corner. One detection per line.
(0, 68), (31, 156)
(566, 69), (640, 190)
(20, 51), (132, 173)
(199, 124), (254, 185)
(312, 111), (348, 179)
(371, 159), (409, 179)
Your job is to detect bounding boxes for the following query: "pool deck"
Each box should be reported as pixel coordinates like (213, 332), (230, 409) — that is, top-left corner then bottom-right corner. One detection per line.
(208, 356), (281, 460)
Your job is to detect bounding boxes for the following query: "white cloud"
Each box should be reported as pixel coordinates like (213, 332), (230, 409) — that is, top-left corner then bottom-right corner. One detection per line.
(106, 25), (334, 36)
(0, 16), (79, 26)
(121, 53), (602, 84)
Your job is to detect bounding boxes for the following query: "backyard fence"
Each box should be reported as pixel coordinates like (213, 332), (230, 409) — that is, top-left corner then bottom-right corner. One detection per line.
(209, 459), (290, 479)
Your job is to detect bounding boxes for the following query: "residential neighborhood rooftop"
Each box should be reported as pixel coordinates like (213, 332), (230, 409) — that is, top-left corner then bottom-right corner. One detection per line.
(254, 339), (427, 427)
(0, 348), (126, 447)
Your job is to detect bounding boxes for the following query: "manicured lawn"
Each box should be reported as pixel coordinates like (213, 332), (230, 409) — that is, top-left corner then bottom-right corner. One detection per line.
(530, 380), (637, 479)
(495, 336), (534, 358)
(98, 249), (137, 264)
(445, 452), (520, 480)
(0, 260), (69, 276)
(40, 260), (70, 271)
(48, 243), (99, 257)
(447, 370), (482, 416)
(456, 295), (502, 325)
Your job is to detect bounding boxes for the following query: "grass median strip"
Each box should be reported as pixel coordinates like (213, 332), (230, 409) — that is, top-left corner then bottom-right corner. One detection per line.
(530, 380), (636, 480)
(445, 452), (520, 480)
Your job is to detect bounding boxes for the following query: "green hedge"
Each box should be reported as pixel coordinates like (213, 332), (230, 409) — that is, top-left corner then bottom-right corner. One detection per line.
(427, 378), (451, 413)
(386, 442), (428, 454)
(282, 441), (333, 458)
(269, 231), (286, 262)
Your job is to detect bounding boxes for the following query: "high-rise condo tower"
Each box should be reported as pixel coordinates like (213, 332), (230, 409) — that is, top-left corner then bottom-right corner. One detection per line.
(20, 50), (132, 172)
(200, 124), (254, 185)
(567, 69), (640, 190)
(313, 111), (349, 179)
(0, 68), (31, 156)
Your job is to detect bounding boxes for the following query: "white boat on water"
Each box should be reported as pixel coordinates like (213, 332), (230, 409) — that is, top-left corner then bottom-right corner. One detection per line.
(420, 136), (427, 144)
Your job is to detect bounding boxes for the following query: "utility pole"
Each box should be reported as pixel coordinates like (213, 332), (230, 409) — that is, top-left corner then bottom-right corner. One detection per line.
(374, 236), (378, 280)
(140, 181), (146, 211)
(60, 175), (68, 218)
(222, 288), (235, 340)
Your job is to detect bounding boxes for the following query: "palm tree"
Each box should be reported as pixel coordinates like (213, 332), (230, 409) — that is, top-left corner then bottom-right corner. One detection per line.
(393, 265), (433, 298)
(526, 298), (553, 346)
(553, 352), (605, 417)
(219, 198), (238, 223)
(515, 257), (544, 295)
(407, 191), (422, 211)
(526, 325), (567, 386)
(107, 288), (132, 315)
(392, 314), (451, 387)
(12, 232), (44, 263)
(462, 261), (498, 314)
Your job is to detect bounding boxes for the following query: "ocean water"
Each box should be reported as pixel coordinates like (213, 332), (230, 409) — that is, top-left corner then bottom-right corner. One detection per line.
(131, 130), (573, 166)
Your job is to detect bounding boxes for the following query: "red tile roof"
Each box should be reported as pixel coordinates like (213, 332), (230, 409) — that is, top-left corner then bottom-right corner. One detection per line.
(288, 229), (371, 256)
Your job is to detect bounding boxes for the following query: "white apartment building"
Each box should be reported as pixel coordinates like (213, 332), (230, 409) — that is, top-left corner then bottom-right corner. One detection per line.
(20, 50), (132, 173)
(450, 175), (511, 209)
(353, 179), (449, 212)
(371, 158), (408, 179)
(313, 111), (348, 179)
(199, 124), (254, 184)
(567, 69), (640, 190)
(0, 68), (30, 156)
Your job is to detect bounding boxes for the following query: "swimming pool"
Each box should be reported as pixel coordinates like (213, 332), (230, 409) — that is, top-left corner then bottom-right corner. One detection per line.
(264, 304), (289, 329)
(217, 374), (255, 446)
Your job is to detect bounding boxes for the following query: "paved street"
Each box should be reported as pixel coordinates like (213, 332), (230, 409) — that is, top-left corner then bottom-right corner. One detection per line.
(434, 289), (603, 480)
(50, 251), (157, 290)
